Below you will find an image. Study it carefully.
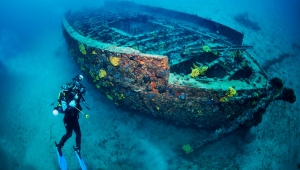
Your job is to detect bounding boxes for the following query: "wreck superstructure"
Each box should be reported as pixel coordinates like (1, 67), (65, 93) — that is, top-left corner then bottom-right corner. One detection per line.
(62, 1), (295, 147)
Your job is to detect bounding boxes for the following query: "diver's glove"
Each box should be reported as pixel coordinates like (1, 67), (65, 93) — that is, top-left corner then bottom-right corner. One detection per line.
(53, 106), (64, 114)
(69, 100), (76, 108)
(53, 106), (65, 115)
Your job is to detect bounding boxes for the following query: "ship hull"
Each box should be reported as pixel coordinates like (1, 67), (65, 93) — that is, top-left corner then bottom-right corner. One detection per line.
(61, 1), (295, 131)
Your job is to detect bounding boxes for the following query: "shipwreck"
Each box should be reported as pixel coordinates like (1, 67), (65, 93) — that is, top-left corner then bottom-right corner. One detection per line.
(62, 1), (296, 149)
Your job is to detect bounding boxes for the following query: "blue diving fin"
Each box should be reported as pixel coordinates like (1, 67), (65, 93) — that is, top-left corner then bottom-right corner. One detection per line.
(73, 146), (87, 170)
(55, 142), (68, 170)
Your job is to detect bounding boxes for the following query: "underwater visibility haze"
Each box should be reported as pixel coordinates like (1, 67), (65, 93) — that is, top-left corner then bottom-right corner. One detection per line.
(0, 0), (300, 169)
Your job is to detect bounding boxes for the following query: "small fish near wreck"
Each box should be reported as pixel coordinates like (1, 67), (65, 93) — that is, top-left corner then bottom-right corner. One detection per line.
(62, 1), (296, 149)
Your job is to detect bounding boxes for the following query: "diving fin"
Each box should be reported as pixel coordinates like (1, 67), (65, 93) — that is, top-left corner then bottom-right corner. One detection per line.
(55, 142), (68, 170)
(73, 146), (87, 170)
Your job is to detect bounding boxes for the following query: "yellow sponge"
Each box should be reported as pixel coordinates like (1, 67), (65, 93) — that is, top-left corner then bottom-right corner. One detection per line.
(190, 63), (208, 78)
(202, 45), (211, 52)
(78, 42), (87, 55)
(109, 56), (120, 66)
(99, 69), (107, 78)
(182, 144), (193, 154)
(227, 87), (237, 97)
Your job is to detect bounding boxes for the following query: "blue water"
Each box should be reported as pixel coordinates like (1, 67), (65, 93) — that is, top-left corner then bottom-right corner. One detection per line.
(0, 0), (299, 169)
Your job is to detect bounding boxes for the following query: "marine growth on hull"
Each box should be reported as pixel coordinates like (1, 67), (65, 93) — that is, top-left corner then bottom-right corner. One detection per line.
(64, 1), (265, 91)
(62, 2), (296, 149)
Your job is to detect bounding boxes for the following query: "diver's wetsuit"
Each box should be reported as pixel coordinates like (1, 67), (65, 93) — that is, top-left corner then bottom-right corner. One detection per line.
(56, 85), (82, 151)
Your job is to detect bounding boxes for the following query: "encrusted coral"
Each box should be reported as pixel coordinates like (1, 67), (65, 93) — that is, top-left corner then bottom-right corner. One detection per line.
(106, 92), (113, 100)
(219, 96), (228, 102)
(99, 69), (107, 78)
(231, 50), (243, 58)
(80, 66), (86, 71)
(77, 57), (84, 63)
(202, 45), (211, 52)
(190, 63), (208, 78)
(78, 42), (87, 55)
(197, 110), (202, 116)
(219, 87), (237, 102)
(110, 56), (120, 66)
(219, 87), (236, 102)
(89, 70), (99, 82)
(182, 144), (193, 154)
(89, 70), (95, 78)
(190, 68), (200, 78)
(241, 61), (247, 67)
(212, 50), (218, 55)
(117, 93), (125, 100)
(227, 87), (237, 97)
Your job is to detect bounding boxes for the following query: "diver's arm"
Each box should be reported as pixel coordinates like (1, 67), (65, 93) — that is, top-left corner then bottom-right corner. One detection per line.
(54, 91), (68, 114)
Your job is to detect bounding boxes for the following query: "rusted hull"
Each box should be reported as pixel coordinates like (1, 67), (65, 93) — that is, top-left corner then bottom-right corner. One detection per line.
(61, 1), (295, 132)
(63, 28), (269, 129)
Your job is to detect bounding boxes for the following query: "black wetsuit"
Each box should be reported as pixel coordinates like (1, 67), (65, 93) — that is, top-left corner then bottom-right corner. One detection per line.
(56, 88), (82, 150)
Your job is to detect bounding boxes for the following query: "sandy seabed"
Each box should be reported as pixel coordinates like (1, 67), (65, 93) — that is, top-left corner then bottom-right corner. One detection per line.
(0, 0), (299, 169)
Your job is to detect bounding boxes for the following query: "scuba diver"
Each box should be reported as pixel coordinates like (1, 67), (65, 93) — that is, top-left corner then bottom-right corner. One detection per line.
(53, 75), (87, 158)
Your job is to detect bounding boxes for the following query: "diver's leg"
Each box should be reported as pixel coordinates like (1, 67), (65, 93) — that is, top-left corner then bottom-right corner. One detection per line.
(57, 123), (72, 155)
(73, 120), (81, 151)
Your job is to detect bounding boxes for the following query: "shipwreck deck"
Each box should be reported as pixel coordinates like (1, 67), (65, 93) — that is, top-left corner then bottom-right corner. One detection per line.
(61, 1), (287, 132)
